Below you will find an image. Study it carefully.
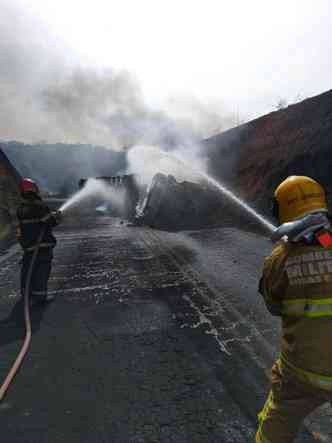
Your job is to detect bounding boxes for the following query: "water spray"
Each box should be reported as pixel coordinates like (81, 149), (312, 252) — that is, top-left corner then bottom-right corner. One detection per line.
(199, 172), (276, 234)
(164, 151), (276, 233)
(128, 145), (276, 235)
(60, 147), (276, 236)
(59, 178), (125, 215)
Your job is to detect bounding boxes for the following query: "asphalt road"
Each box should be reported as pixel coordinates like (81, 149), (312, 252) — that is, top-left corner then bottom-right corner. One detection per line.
(0, 216), (331, 442)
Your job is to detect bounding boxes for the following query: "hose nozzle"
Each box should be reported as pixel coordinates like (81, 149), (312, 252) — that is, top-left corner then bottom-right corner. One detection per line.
(271, 212), (330, 243)
(52, 209), (63, 224)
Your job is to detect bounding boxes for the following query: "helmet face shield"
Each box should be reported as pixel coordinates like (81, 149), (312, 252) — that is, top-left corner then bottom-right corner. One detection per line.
(274, 176), (327, 224)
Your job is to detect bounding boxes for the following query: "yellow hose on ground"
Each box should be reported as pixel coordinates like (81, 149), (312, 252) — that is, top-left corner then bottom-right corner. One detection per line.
(0, 229), (45, 401)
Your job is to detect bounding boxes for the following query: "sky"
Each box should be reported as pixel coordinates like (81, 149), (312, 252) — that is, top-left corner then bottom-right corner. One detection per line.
(1, 0), (332, 144)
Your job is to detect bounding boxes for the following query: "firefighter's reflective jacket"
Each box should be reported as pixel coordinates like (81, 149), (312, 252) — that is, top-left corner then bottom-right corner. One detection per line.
(16, 195), (57, 252)
(260, 238), (332, 392)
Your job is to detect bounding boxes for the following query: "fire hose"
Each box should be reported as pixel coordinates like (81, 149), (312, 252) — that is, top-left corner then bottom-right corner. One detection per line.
(0, 228), (46, 401)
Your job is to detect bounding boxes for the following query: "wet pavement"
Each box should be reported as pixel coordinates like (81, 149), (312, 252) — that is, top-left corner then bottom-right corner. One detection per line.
(0, 216), (331, 442)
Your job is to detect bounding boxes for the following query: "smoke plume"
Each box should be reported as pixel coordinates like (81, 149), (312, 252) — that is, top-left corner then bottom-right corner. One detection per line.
(0, 1), (236, 150)
(127, 144), (208, 187)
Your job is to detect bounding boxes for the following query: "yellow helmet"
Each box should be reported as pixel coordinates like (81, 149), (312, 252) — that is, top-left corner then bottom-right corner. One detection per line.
(274, 176), (327, 224)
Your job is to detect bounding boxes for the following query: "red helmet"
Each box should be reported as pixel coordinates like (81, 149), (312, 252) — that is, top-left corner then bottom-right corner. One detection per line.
(20, 178), (40, 194)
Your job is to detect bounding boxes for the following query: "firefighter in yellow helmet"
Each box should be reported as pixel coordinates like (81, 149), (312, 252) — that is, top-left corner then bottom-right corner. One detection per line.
(256, 176), (332, 443)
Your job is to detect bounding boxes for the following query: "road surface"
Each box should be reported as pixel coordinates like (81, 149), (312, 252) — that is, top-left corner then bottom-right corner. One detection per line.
(0, 216), (331, 442)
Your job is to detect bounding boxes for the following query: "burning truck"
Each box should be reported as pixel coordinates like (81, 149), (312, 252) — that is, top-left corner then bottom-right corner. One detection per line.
(136, 172), (228, 230)
(77, 172), (245, 231)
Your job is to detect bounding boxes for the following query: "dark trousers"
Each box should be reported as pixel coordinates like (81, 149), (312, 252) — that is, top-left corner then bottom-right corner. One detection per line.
(21, 249), (53, 301)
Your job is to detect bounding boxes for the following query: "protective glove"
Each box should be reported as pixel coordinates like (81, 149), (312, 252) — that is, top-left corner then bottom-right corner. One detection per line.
(52, 210), (63, 224)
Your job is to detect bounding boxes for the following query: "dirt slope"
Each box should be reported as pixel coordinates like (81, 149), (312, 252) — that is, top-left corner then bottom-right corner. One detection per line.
(205, 89), (332, 216)
(0, 147), (21, 249)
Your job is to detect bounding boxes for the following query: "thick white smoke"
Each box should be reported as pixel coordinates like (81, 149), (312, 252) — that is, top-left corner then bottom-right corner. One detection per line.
(126, 144), (207, 187)
(0, 1), (237, 150)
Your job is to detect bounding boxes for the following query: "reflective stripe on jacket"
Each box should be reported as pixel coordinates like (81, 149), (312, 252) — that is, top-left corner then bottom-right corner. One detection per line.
(281, 297), (332, 317)
(260, 239), (332, 385)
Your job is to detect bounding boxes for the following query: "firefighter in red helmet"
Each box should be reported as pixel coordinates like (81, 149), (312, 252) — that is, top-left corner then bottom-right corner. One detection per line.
(16, 178), (61, 305)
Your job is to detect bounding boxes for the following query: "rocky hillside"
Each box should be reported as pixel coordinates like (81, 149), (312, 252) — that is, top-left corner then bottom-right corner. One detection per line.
(204, 89), (332, 218)
(0, 148), (21, 249)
